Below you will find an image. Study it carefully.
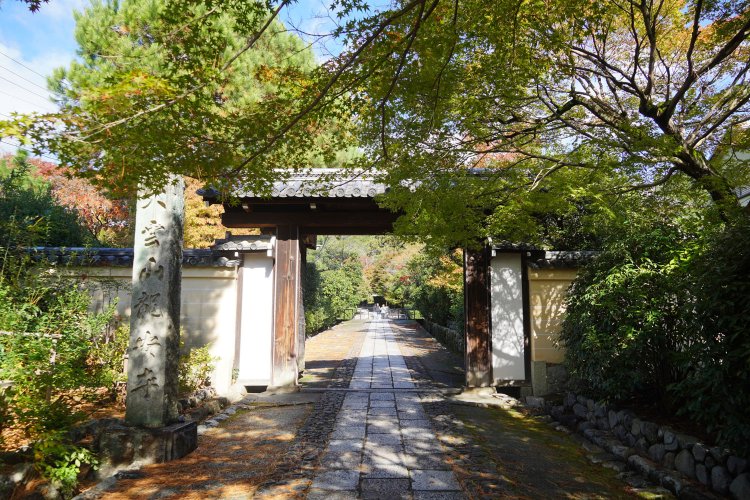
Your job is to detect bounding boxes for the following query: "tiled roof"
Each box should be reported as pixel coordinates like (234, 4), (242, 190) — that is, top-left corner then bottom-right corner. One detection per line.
(527, 251), (597, 269)
(27, 241), (271, 268)
(203, 169), (388, 199)
(210, 235), (274, 252)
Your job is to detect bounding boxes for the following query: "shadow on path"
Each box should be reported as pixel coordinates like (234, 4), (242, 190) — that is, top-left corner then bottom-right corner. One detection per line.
(389, 319), (464, 389)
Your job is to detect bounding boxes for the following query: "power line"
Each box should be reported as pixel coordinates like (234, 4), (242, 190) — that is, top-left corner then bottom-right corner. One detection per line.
(0, 49), (48, 80)
(0, 139), (59, 163)
(0, 88), (56, 111)
(0, 62), (49, 92)
(0, 74), (52, 101)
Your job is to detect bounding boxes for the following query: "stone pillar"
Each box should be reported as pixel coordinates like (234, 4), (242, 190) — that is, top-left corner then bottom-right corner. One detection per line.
(126, 177), (184, 428)
(463, 244), (493, 388)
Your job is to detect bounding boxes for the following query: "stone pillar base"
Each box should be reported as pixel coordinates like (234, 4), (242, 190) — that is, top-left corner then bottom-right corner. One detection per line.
(265, 384), (300, 395)
(97, 421), (197, 478)
(460, 386), (496, 397)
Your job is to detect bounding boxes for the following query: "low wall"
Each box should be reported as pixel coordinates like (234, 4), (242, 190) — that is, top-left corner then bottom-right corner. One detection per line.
(32, 247), (242, 395)
(527, 268), (577, 364)
(549, 392), (748, 497)
(419, 319), (464, 355)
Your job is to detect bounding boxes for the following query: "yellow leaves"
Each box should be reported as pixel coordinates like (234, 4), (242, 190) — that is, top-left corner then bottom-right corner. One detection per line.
(426, 253), (463, 293)
(255, 65), (277, 83)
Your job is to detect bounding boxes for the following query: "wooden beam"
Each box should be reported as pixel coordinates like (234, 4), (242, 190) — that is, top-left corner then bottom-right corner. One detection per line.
(463, 245), (493, 387)
(271, 225), (300, 387)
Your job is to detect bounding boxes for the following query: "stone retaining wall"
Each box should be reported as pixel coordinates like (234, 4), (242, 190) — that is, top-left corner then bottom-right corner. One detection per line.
(548, 392), (749, 498)
(419, 319), (464, 355)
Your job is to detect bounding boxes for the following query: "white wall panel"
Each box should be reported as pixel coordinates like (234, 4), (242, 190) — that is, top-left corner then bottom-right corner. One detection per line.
(237, 253), (275, 385)
(490, 253), (526, 382)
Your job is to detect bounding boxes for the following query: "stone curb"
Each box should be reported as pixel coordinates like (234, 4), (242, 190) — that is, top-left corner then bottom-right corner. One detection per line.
(543, 392), (748, 499)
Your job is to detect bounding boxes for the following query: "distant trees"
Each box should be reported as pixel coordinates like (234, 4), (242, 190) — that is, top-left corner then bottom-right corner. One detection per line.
(1, 152), (130, 247)
(0, 152), (93, 248)
(304, 237), (367, 335)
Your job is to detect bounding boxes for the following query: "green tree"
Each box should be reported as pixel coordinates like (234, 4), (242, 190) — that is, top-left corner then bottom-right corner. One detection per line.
(16, 0), (352, 196)
(0, 151), (93, 249)
(6, 0), (749, 246)
(325, 0), (748, 247)
(304, 237), (367, 334)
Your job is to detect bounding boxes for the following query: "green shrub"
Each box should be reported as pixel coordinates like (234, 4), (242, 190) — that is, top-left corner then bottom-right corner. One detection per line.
(88, 321), (129, 396)
(179, 343), (218, 393)
(561, 216), (750, 455)
(0, 260), (115, 494)
(560, 223), (694, 406)
(670, 218), (750, 456)
(34, 429), (98, 498)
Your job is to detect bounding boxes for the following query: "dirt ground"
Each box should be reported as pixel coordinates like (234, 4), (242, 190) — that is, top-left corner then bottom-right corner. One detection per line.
(82, 402), (313, 500)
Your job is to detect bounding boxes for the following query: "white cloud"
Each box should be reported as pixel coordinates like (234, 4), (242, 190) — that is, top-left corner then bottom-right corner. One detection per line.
(40, 0), (88, 20)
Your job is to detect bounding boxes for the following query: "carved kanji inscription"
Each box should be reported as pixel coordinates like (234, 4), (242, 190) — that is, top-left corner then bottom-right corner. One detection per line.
(134, 291), (162, 319)
(132, 368), (159, 398)
(139, 257), (164, 281)
(134, 330), (161, 357)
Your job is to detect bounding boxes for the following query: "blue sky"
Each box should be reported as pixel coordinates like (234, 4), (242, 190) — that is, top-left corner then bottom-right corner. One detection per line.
(0, 0), (368, 134)
(0, 0), (367, 154)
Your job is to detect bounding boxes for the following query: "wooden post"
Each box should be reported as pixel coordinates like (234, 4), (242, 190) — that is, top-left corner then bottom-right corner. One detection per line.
(463, 244), (493, 388)
(297, 242), (306, 375)
(272, 225), (300, 387)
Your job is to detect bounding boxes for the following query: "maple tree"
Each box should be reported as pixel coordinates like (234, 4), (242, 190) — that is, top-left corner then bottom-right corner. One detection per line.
(182, 177), (257, 248)
(1, 0), (748, 247)
(0, 153), (130, 246)
(27, 157), (131, 246)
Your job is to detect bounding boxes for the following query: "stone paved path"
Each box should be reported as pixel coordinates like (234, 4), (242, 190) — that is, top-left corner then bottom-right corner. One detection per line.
(79, 318), (646, 499)
(308, 318), (464, 499)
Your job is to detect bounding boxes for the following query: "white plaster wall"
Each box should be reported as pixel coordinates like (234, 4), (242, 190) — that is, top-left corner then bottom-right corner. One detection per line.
(527, 268), (577, 364)
(236, 254), (275, 386)
(490, 253), (526, 382)
(180, 268), (239, 393)
(77, 265), (239, 395)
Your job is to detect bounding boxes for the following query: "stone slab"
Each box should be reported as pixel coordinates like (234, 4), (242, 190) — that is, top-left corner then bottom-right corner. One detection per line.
(331, 426), (367, 439)
(367, 433), (403, 446)
(411, 470), (462, 491)
(413, 493), (467, 500)
(320, 450), (364, 470)
(326, 439), (365, 453)
(306, 489), (359, 500)
(360, 478), (411, 499)
(370, 393), (396, 401)
(370, 400), (397, 408)
(311, 470), (360, 490)
(363, 463), (410, 478)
